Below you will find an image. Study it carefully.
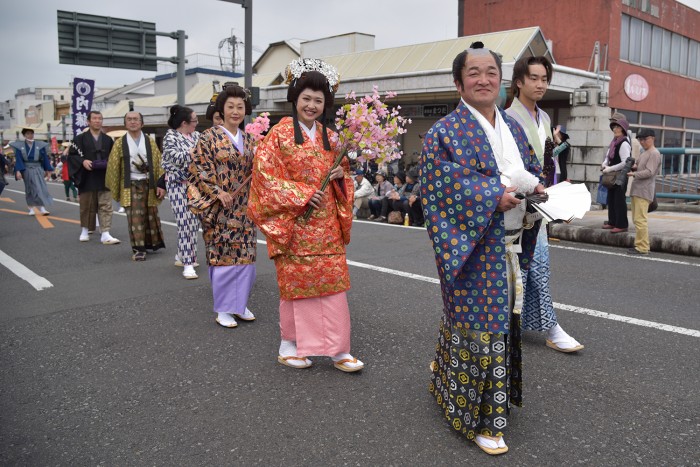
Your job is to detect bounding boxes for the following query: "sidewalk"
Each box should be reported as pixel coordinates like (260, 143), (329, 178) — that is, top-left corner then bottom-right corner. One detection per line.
(549, 206), (700, 257)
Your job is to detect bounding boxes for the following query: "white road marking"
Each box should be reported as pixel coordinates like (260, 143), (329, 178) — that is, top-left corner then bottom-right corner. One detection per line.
(259, 239), (699, 338)
(0, 249), (53, 291)
(550, 243), (700, 267)
(553, 303), (700, 338)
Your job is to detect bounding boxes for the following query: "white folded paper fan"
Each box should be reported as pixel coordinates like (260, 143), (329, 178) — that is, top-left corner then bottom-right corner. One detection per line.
(531, 182), (592, 223)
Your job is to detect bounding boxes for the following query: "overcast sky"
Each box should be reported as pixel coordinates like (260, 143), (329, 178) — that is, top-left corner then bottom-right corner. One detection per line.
(1, 0), (699, 102)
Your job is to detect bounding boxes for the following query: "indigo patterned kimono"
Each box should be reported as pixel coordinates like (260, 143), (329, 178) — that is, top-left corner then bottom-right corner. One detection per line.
(421, 102), (541, 333)
(506, 98), (559, 332)
(421, 101), (542, 440)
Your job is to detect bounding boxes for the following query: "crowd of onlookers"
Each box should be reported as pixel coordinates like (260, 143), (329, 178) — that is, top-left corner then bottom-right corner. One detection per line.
(352, 163), (424, 226)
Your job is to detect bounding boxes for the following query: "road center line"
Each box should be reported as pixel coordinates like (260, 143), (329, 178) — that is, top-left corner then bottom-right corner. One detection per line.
(0, 249), (53, 291)
(258, 239), (699, 337)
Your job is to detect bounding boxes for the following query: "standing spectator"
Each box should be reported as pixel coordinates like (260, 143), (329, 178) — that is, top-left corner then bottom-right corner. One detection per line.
(602, 118), (631, 233)
(10, 128), (53, 215)
(627, 128), (662, 255)
(69, 111), (119, 244)
(188, 84), (257, 327)
(555, 127), (571, 182)
(60, 155), (78, 201)
(367, 171), (393, 220)
(105, 112), (166, 261)
(163, 105), (201, 280)
(352, 168), (373, 219)
(248, 59), (364, 372)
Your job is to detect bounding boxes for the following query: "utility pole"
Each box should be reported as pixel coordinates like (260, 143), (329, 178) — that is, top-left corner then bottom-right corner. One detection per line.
(218, 0), (253, 91)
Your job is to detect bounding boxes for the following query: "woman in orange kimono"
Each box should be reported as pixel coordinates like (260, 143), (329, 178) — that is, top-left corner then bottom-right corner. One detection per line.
(248, 59), (364, 372)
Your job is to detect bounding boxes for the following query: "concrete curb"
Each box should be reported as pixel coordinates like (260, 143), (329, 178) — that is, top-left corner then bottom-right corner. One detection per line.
(549, 224), (700, 257)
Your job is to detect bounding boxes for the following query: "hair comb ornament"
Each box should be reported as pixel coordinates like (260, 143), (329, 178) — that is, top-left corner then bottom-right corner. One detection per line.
(284, 58), (340, 93)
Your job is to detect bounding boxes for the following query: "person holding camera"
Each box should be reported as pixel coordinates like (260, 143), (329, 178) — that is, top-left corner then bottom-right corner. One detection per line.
(69, 110), (120, 245)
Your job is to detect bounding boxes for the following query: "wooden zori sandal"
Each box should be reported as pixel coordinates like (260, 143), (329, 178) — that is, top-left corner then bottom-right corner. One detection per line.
(277, 355), (312, 369)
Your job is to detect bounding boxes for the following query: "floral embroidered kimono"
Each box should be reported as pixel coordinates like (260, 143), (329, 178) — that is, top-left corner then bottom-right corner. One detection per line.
(163, 128), (201, 266)
(188, 126), (256, 315)
(247, 117), (354, 356)
(421, 102), (541, 441)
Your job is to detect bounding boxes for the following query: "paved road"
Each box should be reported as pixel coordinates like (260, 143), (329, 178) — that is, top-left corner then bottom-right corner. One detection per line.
(1, 183), (699, 466)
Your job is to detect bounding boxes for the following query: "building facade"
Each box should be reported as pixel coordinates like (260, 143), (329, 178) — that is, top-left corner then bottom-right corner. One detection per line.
(458, 0), (700, 149)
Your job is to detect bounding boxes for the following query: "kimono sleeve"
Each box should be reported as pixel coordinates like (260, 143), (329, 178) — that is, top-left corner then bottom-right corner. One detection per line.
(105, 138), (123, 201)
(420, 120), (504, 286)
(247, 127), (318, 247)
(187, 130), (222, 214)
(330, 156), (354, 245)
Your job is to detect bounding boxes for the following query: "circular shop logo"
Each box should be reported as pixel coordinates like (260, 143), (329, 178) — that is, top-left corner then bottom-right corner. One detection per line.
(624, 74), (649, 102)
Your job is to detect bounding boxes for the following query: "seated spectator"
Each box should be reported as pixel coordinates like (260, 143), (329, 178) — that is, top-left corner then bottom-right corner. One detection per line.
(353, 168), (374, 219)
(368, 171), (394, 220)
(388, 168), (421, 225)
(374, 171), (407, 222)
(405, 168), (424, 226)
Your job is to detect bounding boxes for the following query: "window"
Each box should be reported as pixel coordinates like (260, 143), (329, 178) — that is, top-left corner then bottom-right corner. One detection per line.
(619, 110), (639, 124)
(690, 41), (698, 80)
(620, 15), (630, 60)
(670, 33), (681, 73)
(666, 116), (683, 128)
(641, 22), (652, 65)
(641, 112), (663, 126)
(661, 30), (672, 70)
(650, 26), (662, 68)
(663, 130), (683, 148)
(679, 37), (689, 76)
(686, 118), (700, 130)
(630, 17), (643, 63)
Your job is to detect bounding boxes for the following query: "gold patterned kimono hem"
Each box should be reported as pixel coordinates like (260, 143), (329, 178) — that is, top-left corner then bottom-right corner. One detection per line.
(126, 180), (165, 252)
(429, 239), (524, 440)
(274, 253), (350, 300)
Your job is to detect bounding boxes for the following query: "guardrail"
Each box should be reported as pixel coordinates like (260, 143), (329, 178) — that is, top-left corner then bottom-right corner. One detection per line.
(656, 148), (700, 202)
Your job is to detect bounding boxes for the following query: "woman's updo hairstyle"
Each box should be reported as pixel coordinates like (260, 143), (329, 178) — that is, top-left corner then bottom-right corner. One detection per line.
(167, 104), (194, 130)
(286, 70), (335, 110)
(284, 58), (340, 151)
(214, 84), (252, 118)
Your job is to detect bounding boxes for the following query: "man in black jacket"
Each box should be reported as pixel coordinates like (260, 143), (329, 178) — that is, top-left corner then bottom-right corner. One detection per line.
(69, 111), (120, 244)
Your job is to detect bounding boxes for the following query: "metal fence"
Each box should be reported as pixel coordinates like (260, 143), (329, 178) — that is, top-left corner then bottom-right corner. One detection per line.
(656, 148), (700, 201)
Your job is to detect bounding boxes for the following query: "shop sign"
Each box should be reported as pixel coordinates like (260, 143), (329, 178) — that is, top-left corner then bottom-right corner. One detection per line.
(423, 104), (449, 118)
(624, 74), (649, 102)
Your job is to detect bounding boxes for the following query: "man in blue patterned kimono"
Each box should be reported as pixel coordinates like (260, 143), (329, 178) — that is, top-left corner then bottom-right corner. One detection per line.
(505, 56), (583, 353)
(421, 42), (544, 456)
(11, 128), (53, 215)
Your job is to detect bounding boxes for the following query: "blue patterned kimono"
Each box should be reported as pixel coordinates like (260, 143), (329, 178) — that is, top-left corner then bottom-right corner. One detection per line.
(506, 98), (558, 332)
(422, 101), (542, 440)
(420, 102), (541, 334)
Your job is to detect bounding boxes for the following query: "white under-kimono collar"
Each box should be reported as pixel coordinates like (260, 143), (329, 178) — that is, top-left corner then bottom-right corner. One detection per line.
(299, 120), (317, 143)
(462, 99), (525, 177)
(219, 125), (244, 153)
(126, 131), (147, 158)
